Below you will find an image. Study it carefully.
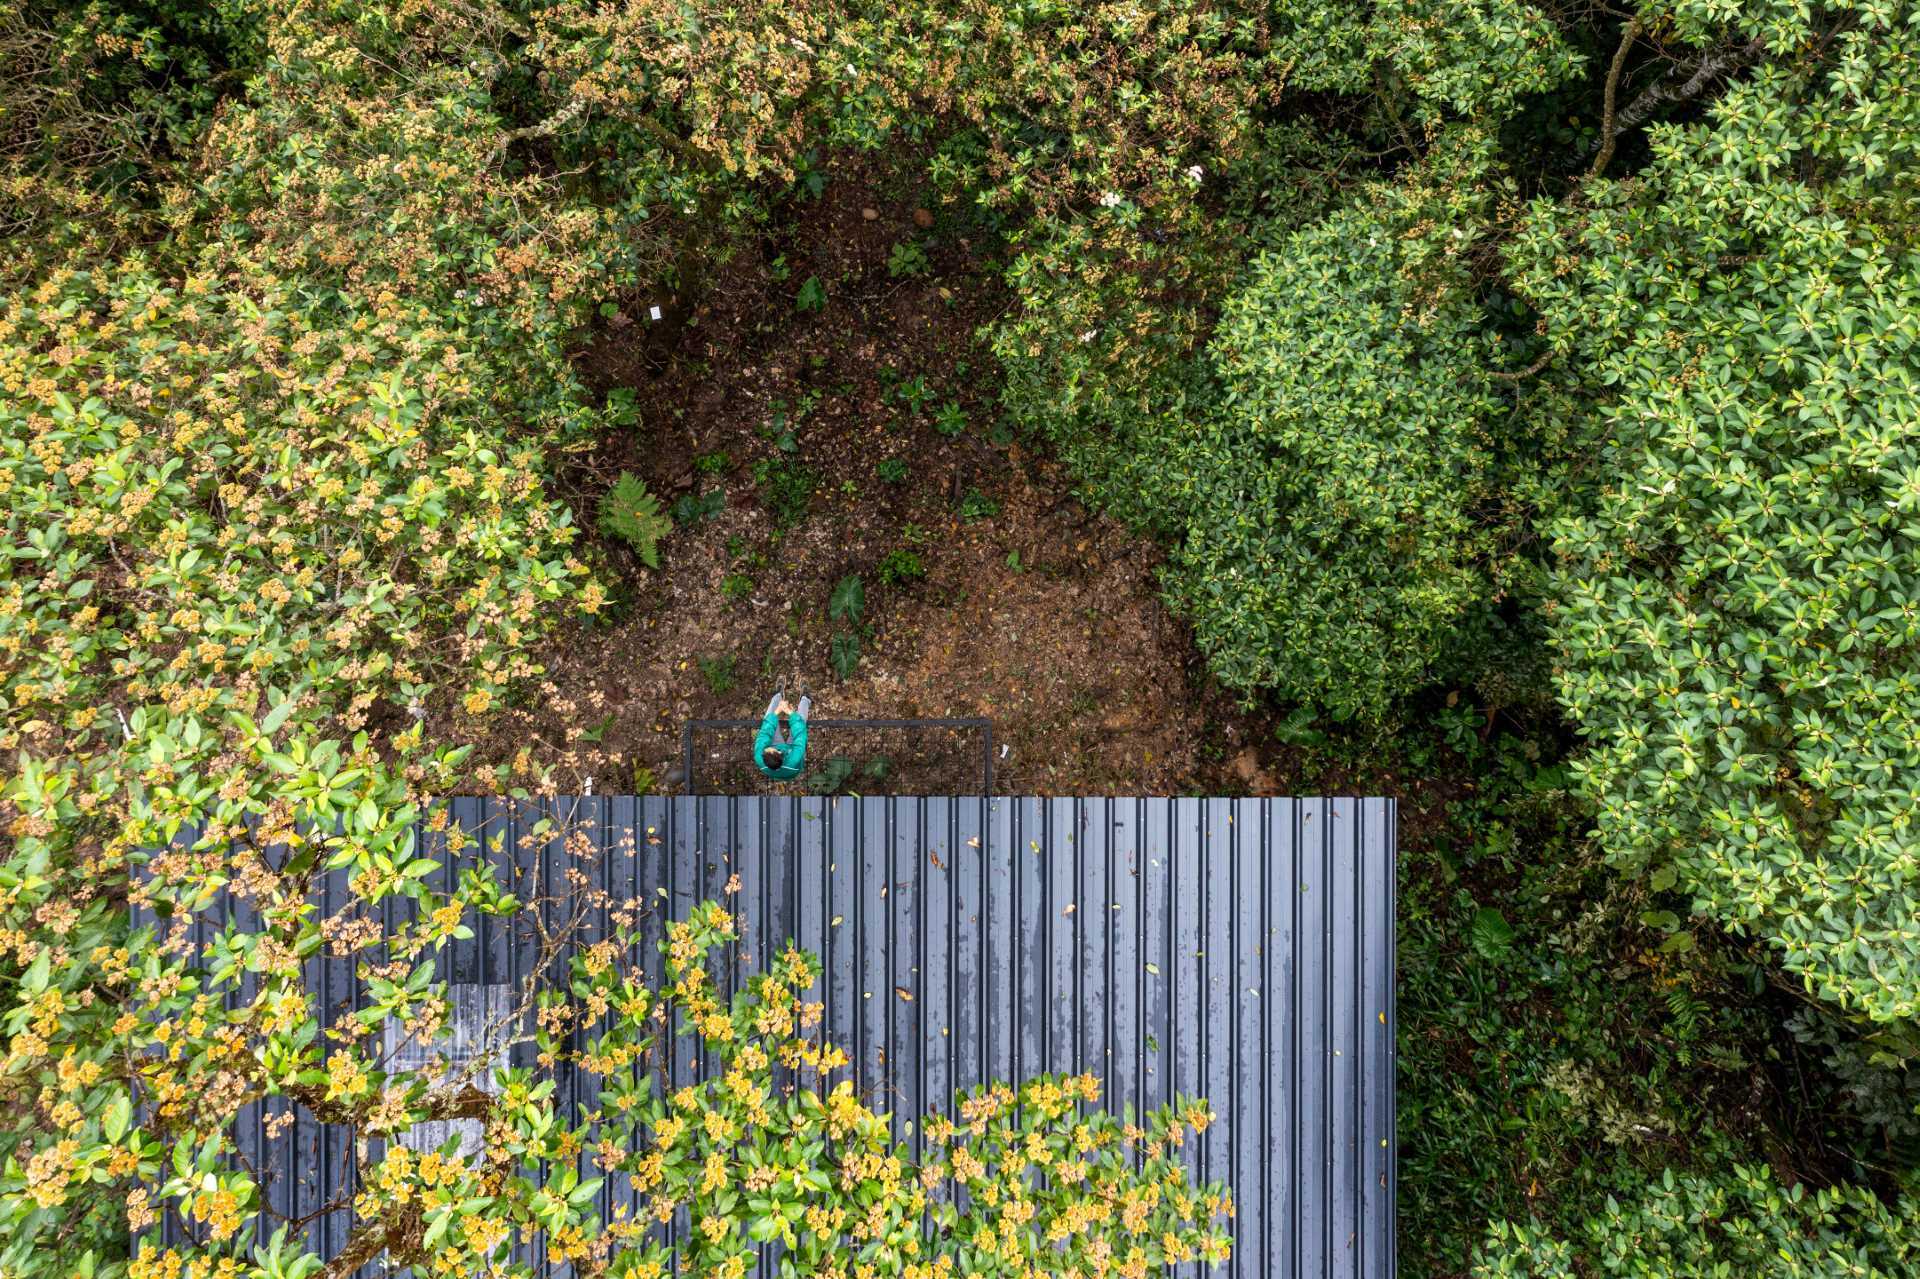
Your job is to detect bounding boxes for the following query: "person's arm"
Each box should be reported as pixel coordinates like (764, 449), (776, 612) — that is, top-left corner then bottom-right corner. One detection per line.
(787, 713), (808, 768)
(753, 711), (778, 761)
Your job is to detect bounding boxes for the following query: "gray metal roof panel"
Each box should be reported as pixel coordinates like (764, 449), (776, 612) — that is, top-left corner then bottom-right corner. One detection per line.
(139, 796), (1395, 1278)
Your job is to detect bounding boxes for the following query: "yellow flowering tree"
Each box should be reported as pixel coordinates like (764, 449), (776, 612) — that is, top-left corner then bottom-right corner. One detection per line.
(0, 4), (1251, 1275)
(121, 892), (1231, 1279)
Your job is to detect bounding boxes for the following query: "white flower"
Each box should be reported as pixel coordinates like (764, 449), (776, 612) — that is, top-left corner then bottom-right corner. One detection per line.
(1098, 191), (1123, 208)
(1079, 330), (1098, 344)
(1186, 164), (1205, 182)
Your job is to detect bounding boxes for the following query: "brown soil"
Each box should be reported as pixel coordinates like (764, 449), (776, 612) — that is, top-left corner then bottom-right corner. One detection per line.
(440, 160), (1268, 797)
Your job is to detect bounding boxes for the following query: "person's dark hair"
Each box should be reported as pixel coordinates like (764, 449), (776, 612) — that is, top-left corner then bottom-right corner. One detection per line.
(762, 746), (784, 769)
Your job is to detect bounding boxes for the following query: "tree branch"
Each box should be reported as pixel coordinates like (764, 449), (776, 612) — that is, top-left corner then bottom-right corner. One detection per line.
(490, 95), (590, 161)
(1489, 351), (1554, 383)
(1589, 17), (1643, 179)
(1592, 33), (1770, 173)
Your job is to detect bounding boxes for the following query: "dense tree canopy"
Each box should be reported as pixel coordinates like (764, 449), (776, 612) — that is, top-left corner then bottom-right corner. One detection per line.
(1512, 0), (1920, 1037)
(7, 0), (1920, 1274)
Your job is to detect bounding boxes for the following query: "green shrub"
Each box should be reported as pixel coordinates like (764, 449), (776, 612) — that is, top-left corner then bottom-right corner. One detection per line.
(1512, 0), (1920, 1037)
(828, 574), (864, 623)
(602, 473), (675, 565)
(958, 488), (1000, 521)
(887, 239), (930, 277)
(753, 457), (818, 527)
(878, 548), (926, 586)
(933, 400), (967, 437)
(698, 654), (738, 695)
(1475, 1166), (1920, 1278)
(876, 457), (910, 483)
(671, 487), (726, 527)
(1151, 129), (1558, 718)
(830, 632), (862, 680)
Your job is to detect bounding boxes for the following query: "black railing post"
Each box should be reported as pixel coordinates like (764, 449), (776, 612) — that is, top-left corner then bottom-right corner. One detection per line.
(680, 718), (996, 795)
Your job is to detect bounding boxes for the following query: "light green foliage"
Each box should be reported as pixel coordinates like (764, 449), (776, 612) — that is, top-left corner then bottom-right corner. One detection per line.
(0, 4), (647, 1268)
(601, 473), (674, 566)
(878, 548), (927, 585)
(1514, 0), (1920, 1031)
(1365, 0), (1584, 119)
(1475, 1165), (1920, 1278)
(1270, 0), (1583, 120)
(1164, 132), (1526, 715)
(962, 0), (1282, 490)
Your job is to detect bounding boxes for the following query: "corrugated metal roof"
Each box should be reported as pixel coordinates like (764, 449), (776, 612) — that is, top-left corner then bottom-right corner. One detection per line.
(141, 796), (1395, 1277)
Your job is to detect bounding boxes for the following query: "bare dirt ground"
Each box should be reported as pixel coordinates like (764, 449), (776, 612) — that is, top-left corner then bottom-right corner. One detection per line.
(441, 161), (1272, 797)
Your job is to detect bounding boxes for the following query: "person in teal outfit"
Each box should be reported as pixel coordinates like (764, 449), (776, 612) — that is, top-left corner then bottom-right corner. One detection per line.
(753, 681), (811, 781)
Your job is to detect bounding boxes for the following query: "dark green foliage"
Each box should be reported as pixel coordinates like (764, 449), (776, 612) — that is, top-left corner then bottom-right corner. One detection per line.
(888, 240), (929, 278)
(672, 488), (726, 527)
(958, 489), (999, 521)
(876, 458), (910, 483)
(1476, 1166), (1920, 1277)
(828, 574), (864, 623)
(698, 654), (737, 696)
(894, 374), (933, 414)
(2, 0), (266, 277)
(807, 755), (856, 794)
(1391, 714), (1797, 1273)
(829, 632), (861, 680)
(599, 472), (673, 568)
(753, 457), (818, 527)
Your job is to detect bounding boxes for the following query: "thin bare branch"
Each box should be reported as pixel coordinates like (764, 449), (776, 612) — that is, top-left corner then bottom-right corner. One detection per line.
(1589, 16), (1643, 179)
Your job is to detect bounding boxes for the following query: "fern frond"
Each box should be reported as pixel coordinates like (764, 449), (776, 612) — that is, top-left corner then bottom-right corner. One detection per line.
(598, 471), (672, 568)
